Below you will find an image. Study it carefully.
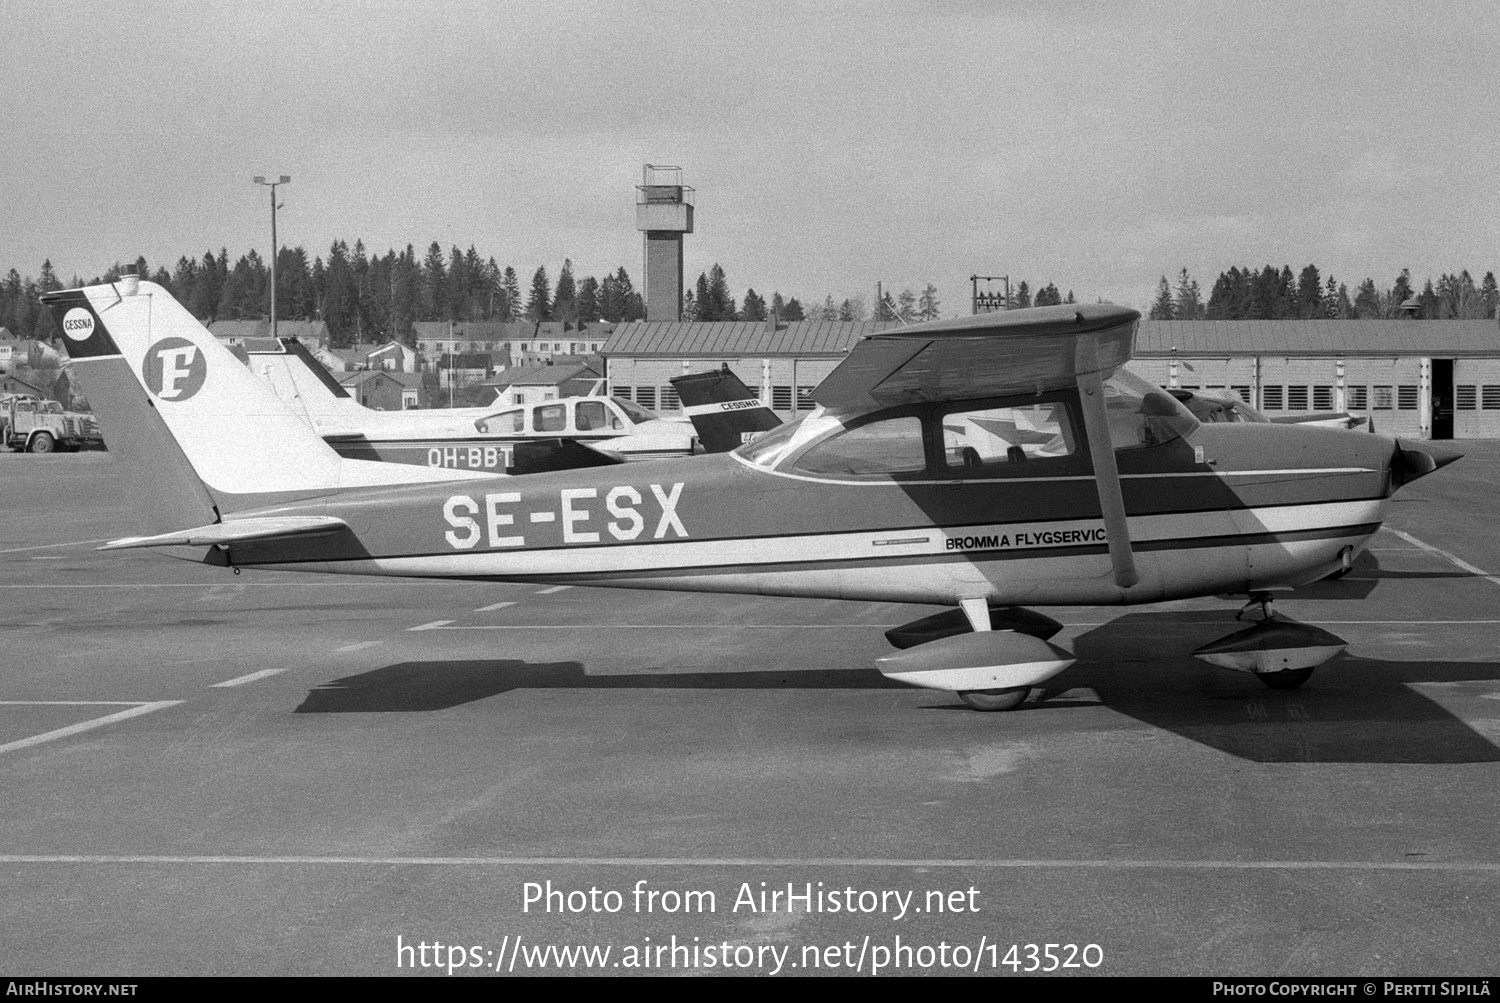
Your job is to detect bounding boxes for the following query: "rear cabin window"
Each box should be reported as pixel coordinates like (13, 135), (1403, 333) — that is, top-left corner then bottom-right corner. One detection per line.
(792, 416), (926, 476)
(942, 402), (1075, 469)
(535, 404), (567, 432)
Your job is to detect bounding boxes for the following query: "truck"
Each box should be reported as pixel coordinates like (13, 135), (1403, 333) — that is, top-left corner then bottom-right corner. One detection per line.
(1, 396), (104, 452)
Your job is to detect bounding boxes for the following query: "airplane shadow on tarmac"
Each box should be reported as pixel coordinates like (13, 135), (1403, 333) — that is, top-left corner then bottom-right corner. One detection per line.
(294, 607), (1500, 766)
(1038, 610), (1500, 766)
(295, 662), (908, 715)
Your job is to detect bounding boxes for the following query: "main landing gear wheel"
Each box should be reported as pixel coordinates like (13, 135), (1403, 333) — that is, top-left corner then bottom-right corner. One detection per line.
(958, 687), (1029, 712)
(1257, 667), (1314, 690)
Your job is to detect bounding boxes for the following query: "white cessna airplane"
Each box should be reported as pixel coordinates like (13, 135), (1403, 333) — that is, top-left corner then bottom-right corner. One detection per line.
(243, 337), (697, 472)
(43, 277), (1457, 710)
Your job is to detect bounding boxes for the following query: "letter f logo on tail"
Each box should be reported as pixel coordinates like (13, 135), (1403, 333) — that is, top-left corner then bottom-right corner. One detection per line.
(143, 337), (207, 401)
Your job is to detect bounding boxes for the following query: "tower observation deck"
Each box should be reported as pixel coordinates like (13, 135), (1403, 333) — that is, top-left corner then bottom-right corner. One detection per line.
(636, 164), (695, 321)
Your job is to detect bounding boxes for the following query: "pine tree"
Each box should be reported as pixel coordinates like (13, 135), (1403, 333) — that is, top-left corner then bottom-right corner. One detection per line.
(694, 273), (712, 320)
(1417, 279), (1439, 319)
(447, 246), (470, 322)
(918, 284), (940, 321)
(897, 289), (917, 321)
(1353, 278), (1381, 318)
(576, 276), (601, 323)
(1390, 268), (1414, 308)
(821, 295), (839, 321)
(1296, 264), (1323, 318)
(502, 267), (521, 321)
(742, 288), (767, 321)
(422, 242), (447, 321)
(527, 266), (551, 320)
(1172, 268), (1201, 319)
(1149, 276), (1175, 319)
(1481, 272), (1499, 319)
(1034, 283), (1062, 307)
(553, 259), (577, 323)
(706, 263), (733, 320)
(323, 239), (357, 345)
(392, 245), (422, 340)
(782, 297), (805, 321)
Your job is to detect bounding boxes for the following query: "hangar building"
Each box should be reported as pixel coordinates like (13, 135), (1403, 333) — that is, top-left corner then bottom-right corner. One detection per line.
(603, 318), (897, 415)
(1131, 319), (1500, 440)
(601, 316), (1500, 438)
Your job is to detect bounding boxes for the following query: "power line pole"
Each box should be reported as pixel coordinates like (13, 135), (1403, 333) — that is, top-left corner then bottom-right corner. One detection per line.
(253, 175), (291, 338)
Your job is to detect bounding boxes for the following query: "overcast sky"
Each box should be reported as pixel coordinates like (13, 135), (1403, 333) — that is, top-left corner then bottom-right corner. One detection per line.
(3, 0), (1497, 314)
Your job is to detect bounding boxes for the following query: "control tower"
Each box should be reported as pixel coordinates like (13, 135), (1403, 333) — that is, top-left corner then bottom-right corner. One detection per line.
(636, 164), (694, 321)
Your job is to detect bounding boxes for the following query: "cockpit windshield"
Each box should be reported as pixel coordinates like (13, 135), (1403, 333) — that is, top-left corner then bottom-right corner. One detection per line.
(734, 412), (844, 469)
(610, 397), (656, 425)
(1102, 370), (1199, 448)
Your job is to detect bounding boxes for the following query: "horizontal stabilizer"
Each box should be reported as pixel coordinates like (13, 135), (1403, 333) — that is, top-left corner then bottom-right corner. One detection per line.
(100, 516), (349, 551)
(508, 438), (626, 475)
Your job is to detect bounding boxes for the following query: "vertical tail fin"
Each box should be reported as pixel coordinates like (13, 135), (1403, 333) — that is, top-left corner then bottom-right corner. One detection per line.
(243, 337), (365, 421)
(670, 365), (782, 453)
(41, 280), (485, 516)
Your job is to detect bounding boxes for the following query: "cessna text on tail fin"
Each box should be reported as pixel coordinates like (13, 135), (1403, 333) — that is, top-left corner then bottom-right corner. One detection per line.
(670, 365), (782, 452)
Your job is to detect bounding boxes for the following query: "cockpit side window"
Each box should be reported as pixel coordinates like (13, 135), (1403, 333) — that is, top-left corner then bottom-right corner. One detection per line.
(790, 416), (927, 477)
(576, 400), (610, 431)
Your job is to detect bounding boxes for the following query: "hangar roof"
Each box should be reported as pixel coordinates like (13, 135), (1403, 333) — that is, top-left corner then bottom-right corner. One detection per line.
(603, 319), (902, 358)
(603, 316), (1500, 361)
(1138, 319), (1500, 358)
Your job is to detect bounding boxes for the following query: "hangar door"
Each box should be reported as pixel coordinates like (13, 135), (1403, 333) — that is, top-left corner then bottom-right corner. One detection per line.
(1453, 359), (1500, 438)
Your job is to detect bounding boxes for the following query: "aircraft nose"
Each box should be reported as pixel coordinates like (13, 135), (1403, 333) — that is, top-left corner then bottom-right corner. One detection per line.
(1389, 438), (1462, 489)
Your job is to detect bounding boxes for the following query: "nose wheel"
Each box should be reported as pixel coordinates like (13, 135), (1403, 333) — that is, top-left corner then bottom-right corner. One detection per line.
(958, 687), (1030, 712)
(1195, 592), (1347, 690)
(1257, 667), (1314, 690)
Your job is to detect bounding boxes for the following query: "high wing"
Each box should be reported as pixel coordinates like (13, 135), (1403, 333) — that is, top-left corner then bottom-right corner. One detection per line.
(813, 303), (1142, 590)
(812, 303), (1138, 410)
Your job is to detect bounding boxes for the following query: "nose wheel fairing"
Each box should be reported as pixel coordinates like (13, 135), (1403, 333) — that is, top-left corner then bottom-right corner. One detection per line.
(1193, 598), (1348, 689)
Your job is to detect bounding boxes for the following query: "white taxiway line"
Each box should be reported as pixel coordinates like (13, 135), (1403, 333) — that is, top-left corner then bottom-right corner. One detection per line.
(0, 538), (111, 555)
(0, 854), (1496, 872)
(335, 641), (384, 653)
(422, 624), (887, 630)
(0, 701), (182, 756)
(475, 601), (517, 612)
(535, 585), (572, 594)
(408, 620), (1500, 631)
(211, 668), (289, 688)
(1382, 526), (1500, 587)
(0, 582), (414, 589)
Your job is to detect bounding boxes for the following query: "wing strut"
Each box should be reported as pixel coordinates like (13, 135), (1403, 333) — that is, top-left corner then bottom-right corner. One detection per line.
(1075, 341), (1139, 590)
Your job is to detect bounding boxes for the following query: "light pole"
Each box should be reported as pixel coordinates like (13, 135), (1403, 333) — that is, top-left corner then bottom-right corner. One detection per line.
(253, 175), (291, 338)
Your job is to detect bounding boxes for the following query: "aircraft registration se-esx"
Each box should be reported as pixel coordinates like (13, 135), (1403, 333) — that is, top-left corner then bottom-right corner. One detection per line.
(42, 276), (1457, 711)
